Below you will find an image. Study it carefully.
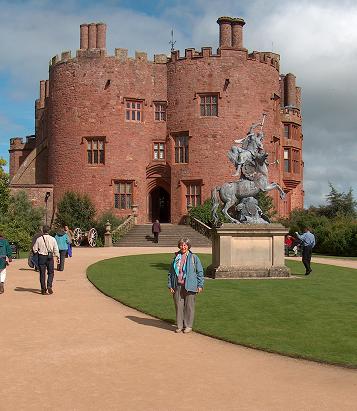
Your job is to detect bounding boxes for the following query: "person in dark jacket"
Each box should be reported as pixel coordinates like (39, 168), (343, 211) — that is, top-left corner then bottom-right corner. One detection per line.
(0, 233), (12, 294)
(152, 219), (161, 243)
(54, 228), (71, 271)
(168, 237), (204, 333)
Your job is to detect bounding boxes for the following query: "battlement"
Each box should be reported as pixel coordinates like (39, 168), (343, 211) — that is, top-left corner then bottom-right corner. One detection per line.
(9, 135), (36, 149)
(48, 17), (280, 72)
(280, 107), (302, 126)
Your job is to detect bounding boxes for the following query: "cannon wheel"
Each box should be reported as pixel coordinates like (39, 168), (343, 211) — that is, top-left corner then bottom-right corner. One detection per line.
(73, 227), (83, 247)
(88, 228), (98, 247)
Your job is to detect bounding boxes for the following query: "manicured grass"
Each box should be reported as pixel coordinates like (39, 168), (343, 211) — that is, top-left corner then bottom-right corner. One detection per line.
(313, 254), (357, 260)
(87, 254), (357, 367)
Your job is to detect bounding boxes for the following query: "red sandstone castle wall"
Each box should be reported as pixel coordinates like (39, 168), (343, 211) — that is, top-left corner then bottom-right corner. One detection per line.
(167, 48), (285, 222)
(47, 54), (167, 223)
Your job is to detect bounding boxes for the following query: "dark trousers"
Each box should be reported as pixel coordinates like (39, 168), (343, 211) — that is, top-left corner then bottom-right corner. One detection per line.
(58, 250), (67, 271)
(38, 254), (55, 291)
(302, 246), (313, 273)
(153, 232), (159, 243)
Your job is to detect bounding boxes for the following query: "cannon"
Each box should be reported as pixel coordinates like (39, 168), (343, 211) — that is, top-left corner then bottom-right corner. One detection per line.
(73, 227), (98, 247)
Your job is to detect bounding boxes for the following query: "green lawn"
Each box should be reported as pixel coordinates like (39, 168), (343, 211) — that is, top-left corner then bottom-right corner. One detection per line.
(87, 254), (357, 368)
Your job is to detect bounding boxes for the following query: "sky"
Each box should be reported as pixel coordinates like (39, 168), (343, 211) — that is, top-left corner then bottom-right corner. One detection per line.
(0, 0), (356, 207)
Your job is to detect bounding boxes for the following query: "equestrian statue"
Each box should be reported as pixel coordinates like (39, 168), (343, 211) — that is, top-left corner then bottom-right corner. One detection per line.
(211, 114), (286, 225)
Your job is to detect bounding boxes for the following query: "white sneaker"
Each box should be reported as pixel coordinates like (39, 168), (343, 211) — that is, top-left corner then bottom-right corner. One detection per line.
(175, 328), (182, 333)
(183, 327), (192, 334)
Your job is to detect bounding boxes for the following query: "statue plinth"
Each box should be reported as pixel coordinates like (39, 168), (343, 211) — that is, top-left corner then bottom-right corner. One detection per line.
(207, 224), (290, 278)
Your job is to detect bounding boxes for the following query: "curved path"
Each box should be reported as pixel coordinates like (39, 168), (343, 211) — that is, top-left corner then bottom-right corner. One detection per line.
(1, 247), (357, 411)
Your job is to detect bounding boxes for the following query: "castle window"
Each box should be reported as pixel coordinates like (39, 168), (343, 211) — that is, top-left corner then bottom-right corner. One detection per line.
(200, 95), (218, 116)
(114, 181), (133, 209)
(185, 182), (202, 208)
(86, 138), (105, 164)
(284, 125), (290, 139)
(292, 124), (299, 140)
(125, 100), (143, 122)
(154, 102), (166, 121)
(153, 142), (165, 160)
(292, 149), (300, 173)
(174, 135), (189, 163)
(284, 148), (291, 172)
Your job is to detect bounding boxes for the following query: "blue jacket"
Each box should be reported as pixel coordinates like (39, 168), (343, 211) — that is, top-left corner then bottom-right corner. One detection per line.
(168, 251), (204, 292)
(55, 232), (70, 251)
(296, 231), (316, 248)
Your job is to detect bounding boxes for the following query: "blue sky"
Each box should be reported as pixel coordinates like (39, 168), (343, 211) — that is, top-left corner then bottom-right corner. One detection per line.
(0, 0), (356, 206)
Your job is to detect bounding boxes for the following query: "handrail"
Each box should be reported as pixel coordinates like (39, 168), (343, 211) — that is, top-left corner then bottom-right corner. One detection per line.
(188, 216), (212, 239)
(112, 215), (135, 242)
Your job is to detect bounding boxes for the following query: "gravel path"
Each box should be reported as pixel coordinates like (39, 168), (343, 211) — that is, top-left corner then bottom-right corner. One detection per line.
(1, 247), (357, 411)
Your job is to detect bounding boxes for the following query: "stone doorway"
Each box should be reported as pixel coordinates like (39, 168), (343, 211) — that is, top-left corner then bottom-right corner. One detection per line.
(149, 187), (170, 223)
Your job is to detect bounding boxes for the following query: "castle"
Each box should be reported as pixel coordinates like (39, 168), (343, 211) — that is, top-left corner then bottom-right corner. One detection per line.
(9, 17), (303, 224)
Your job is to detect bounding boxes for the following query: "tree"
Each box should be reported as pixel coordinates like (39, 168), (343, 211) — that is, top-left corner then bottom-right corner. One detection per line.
(55, 191), (96, 230)
(0, 190), (44, 250)
(315, 183), (357, 218)
(256, 191), (277, 221)
(0, 157), (10, 214)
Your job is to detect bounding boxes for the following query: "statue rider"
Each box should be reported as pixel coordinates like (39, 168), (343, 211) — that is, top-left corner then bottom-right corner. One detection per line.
(228, 123), (264, 177)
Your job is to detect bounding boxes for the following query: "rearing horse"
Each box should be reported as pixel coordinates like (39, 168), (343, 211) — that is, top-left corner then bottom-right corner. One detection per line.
(211, 153), (286, 225)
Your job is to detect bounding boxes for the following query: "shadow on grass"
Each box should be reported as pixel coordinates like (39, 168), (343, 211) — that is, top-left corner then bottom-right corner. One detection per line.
(126, 315), (175, 331)
(14, 286), (41, 294)
(149, 262), (171, 271)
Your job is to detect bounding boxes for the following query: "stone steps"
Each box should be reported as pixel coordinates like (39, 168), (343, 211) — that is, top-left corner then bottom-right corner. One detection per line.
(114, 224), (212, 247)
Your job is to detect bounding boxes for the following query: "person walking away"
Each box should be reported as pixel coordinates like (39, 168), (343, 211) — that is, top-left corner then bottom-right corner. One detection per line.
(64, 225), (73, 257)
(295, 227), (316, 275)
(168, 237), (204, 333)
(55, 227), (71, 271)
(0, 233), (13, 294)
(30, 227), (42, 271)
(33, 226), (60, 295)
(152, 219), (161, 244)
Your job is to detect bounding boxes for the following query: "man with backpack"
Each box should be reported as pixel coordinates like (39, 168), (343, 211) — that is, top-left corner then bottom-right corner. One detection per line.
(33, 226), (60, 295)
(0, 233), (12, 294)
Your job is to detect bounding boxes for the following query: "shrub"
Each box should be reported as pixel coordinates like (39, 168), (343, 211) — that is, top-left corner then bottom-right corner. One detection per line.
(55, 192), (96, 230)
(95, 211), (124, 242)
(0, 190), (44, 250)
(189, 199), (228, 226)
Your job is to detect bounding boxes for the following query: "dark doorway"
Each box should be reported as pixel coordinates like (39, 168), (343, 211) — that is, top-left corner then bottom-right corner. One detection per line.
(150, 187), (170, 223)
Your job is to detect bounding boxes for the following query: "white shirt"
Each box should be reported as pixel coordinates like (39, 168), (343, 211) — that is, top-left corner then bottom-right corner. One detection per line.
(33, 234), (60, 257)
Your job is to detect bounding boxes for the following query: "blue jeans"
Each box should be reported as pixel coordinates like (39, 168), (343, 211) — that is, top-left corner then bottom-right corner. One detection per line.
(38, 254), (55, 290)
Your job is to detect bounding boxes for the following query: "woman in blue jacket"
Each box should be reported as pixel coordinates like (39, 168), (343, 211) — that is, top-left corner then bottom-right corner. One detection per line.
(55, 228), (71, 271)
(168, 237), (204, 333)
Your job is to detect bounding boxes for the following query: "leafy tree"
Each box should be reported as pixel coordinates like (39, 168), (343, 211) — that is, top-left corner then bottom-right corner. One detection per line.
(0, 157), (10, 214)
(314, 183), (357, 218)
(0, 190), (44, 250)
(55, 191), (96, 230)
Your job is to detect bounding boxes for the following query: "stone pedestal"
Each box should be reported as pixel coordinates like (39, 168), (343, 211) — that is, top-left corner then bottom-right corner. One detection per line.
(207, 224), (290, 278)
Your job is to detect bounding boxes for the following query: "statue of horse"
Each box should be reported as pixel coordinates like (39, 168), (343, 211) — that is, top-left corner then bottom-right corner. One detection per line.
(211, 153), (286, 225)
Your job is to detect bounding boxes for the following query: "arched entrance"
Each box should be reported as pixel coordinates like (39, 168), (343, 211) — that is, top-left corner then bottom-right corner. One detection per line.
(149, 187), (170, 223)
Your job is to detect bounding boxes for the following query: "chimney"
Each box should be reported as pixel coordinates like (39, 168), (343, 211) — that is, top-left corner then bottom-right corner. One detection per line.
(96, 23), (107, 49)
(39, 80), (45, 108)
(217, 17), (232, 48)
(284, 73), (297, 107)
(231, 18), (245, 49)
(88, 23), (97, 49)
(80, 24), (89, 49)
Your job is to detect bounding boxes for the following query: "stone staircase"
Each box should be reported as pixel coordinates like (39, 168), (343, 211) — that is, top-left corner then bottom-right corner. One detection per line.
(114, 224), (212, 247)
